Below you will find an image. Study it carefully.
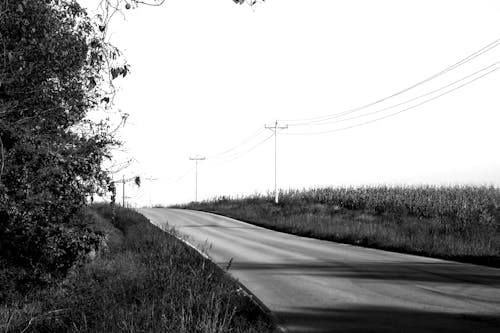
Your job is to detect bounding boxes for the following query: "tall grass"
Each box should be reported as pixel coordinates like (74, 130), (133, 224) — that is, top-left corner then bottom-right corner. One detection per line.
(177, 185), (500, 267)
(0, 205), (275, 333)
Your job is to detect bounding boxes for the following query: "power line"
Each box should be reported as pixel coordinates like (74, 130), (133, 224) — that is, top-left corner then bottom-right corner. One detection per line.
(153, 38), (500, 201)
(212, 132), (275, 164)
(281, 37), (500, 125)
(205, 127), (266, 159)
(284, 64), (500, 136)
(172, 60), (499, 198)
(289, 60), (500, 128)
(163, 167), (195, 186)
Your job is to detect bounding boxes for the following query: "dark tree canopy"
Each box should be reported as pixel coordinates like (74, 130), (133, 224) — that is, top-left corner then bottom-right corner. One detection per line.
(0, 0), (125, 284)
(0, 0), (264, 288)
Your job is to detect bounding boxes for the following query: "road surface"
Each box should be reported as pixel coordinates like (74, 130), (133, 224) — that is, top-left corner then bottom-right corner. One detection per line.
(139, 208), (500, 333)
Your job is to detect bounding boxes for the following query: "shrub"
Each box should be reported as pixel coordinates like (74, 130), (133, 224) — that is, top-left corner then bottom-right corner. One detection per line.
(0, 0), (121, 284)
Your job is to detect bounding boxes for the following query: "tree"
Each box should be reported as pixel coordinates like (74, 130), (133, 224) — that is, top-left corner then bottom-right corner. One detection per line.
(0, 0), (127, 285)
(0, 0), (263, 288)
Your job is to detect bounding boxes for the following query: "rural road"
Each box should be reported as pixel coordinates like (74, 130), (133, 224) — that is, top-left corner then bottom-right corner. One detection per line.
(139, 208), (500, 333)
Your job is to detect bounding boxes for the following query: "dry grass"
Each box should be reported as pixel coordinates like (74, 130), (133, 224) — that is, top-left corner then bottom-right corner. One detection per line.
(0, 205), (276, 333)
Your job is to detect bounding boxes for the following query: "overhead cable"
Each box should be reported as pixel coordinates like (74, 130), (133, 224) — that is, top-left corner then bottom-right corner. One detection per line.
(291, 60), (500, 128)
(205, 127), (266, 159)
(214, 133), (275, 163)
(163, 166), (196, 185)
(281, 37), (500, 125)
(284, 63), (500, 136)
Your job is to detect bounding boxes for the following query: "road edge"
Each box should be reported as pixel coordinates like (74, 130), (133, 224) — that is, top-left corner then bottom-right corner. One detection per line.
(179, 208), (500, 270)
(138, 210), (289, 333)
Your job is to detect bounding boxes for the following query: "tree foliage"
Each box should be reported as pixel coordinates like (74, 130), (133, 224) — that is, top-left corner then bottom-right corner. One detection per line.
(0, 0), (264, 287)
(0, 0), (126, 284)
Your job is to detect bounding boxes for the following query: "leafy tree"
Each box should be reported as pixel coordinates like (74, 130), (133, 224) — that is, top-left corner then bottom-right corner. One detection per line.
(0, 0), (127, 285)
(0, 0), (263, 288)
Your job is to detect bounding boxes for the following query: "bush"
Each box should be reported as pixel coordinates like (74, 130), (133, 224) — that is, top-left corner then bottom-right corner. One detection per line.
(0, 0), (119, 284)
(0, 205), (276, 333)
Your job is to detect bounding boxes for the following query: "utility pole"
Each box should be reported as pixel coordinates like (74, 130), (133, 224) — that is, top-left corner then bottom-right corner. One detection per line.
(115, 175), (141, 208)
(265, 120), (288, 204)
(146, 176), (158, 208)
(122, 174), (125, 207)
(189, 156), (205, 202)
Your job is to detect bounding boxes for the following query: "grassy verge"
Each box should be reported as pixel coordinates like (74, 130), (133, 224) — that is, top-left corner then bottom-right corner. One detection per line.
(0, 204), (276, 332)
(175, 186), (500, 267)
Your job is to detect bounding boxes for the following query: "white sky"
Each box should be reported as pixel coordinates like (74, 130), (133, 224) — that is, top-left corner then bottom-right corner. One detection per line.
(83, 0), (500, 206)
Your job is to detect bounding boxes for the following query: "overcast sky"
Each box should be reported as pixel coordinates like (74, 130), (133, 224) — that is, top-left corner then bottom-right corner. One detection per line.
(82, 0), (500, 206)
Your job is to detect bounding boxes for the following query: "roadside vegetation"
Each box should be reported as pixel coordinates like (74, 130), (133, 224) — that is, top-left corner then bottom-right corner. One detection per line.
(176, 185), (500, 267)
(0, 0), (262, 288)
(0, 204), (276, 333)
(0, 1), (275, 332)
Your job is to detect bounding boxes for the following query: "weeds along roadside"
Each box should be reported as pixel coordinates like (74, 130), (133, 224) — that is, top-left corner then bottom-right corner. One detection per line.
(175, 185), (500, 268)
(0, 204), (276, 333)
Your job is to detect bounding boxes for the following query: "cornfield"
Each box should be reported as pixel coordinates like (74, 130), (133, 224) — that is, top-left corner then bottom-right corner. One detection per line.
(280, 185), (500, 230)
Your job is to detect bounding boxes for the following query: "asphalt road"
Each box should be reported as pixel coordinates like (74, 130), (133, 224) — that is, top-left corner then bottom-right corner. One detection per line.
(139, 208), (500, 333)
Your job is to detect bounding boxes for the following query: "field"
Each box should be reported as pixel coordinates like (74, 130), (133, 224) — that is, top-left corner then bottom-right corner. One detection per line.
(0, 205), (276, 333)
(176, 185), (500, 267)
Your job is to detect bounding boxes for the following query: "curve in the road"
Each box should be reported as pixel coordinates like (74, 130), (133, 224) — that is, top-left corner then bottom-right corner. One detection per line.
(139, 208), (500, 333)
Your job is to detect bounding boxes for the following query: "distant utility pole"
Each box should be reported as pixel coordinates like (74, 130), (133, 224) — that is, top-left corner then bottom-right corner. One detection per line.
(122, 175), (125, 207)
(114, 175), (141, 208)
(189, 156), (205, 202)
(265, 120), (288, 204)
(115, 175), (127, 207)
(146, 176), (158, 207)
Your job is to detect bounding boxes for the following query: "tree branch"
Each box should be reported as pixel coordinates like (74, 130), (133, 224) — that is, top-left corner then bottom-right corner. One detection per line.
(133, 0), (166, 6)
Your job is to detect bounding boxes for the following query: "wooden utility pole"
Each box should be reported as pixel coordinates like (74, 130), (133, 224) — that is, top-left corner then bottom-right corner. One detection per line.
(146, 176), (158, 207)
(265, 120), (288, 204)
(189, 156), (205, 202)
(115, 175), (141, 208)
(122, 175), (125, 207)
